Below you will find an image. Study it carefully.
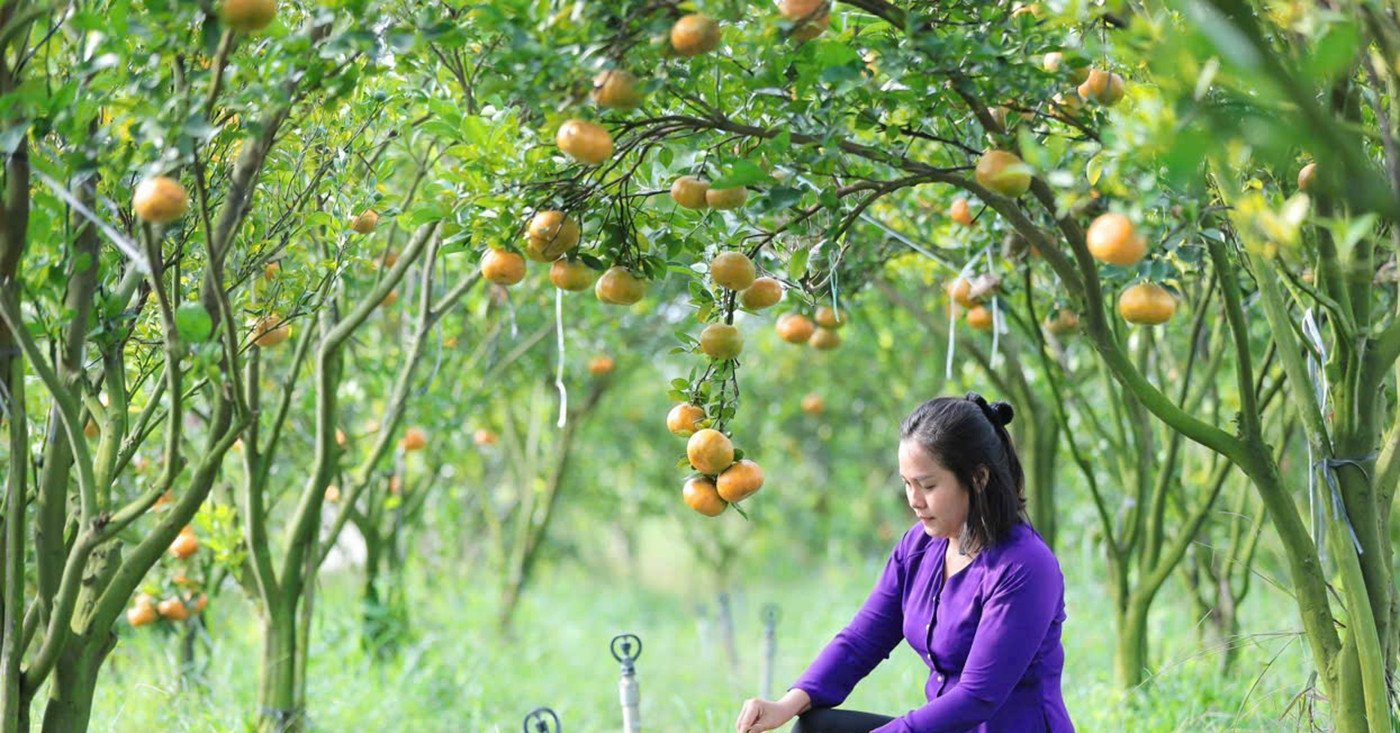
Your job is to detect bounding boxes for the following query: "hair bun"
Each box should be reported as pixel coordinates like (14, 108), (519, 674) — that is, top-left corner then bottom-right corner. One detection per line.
(965, 392), (1014, 427)
(990, 401), (1015, 426)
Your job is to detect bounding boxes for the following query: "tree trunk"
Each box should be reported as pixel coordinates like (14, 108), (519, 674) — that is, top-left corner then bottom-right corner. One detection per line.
(257, 610), (302, 733)
(1114, 598), (1150, 690)
(37, 633), (116, 733)
(1026, 416), (1059, 549)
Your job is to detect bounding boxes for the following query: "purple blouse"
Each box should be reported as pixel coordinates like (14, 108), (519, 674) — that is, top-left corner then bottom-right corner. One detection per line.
(792, 521), (1074, 732)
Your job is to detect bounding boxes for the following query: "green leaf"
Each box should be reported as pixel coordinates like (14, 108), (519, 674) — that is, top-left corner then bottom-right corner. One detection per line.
(1305, 20), (1360, 82)
(710, 159), (771, 189)
(788, 248), (810, 280)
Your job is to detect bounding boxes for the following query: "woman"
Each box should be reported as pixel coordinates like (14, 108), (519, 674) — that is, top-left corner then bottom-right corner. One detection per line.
(734, 394), (1074, 732)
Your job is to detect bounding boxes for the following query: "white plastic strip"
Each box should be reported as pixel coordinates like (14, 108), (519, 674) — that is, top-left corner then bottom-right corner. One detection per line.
(554, 287), (568, 429)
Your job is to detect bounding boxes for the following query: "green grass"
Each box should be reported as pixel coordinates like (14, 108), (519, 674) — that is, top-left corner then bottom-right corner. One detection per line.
(88, 525), (1319, 732)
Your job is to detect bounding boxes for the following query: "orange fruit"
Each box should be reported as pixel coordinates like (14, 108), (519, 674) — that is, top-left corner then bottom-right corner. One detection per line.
(948, 277), (977, 307)
(699, 323), (743, 360)
(814, 306), (846, 329)
(401, 427), (427, 451)
(380, 250), (400, 268)
(526, 210), (581, 261)
(1011, 2), (1044, 17)
(1298, 162), (1316, 192)
(739, 277), (784, 309)
(1086, 213), (1147, 266)
(687, 429), (735, 475)
(157, 598), (189, 621)
(710, 252), (756, 290)
(791, 12), (829, 40)
(380, 290), (398, 307)
(966, 305), (993, 331)
(556, 119), (613, 165)
(132, 177), (188, 224)
(189, 594), (209, 614)
(1118, 282), (1176, 325)
(127, 602), (158, 627)
(592, 70), (642, 109)
(549, 259), (597, 291)
(775, 313), (816, 343)
(809, 326), (842, 350)
(975, 150), (1032, 197)
(1078, 70), (1126, 105)
(325, 484), (341, 503)
(671, 14), (721, 57)
(1044, 309), (1080, 335)
(473, 428), (498, 446)
(717, 459), (764, 503)
(221, 0), (276, 32)
(778, 0), (828, 19)
(1051, 91), (1084, 117)
(950, 198), (973, 226)
(83, 419), (99, 439)
(587, 355), (615, 375)
(595, 266), (647, 305)
(169, 528), (198, 559)
(801, 393), (825, 415)
(350, 209), (379, 234)
(683, 477), (728, 517)
(481, 249), (526, 286)
(335, 428), (347, 447)
(705, 186), (747, 210)
(667, 403), (707, 437)
(252, 314), (290, 347)
(264, 261), (281, 280)
(670, 176), (710, 209)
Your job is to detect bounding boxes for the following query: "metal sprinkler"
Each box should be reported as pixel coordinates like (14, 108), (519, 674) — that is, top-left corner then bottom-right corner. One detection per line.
(611, 633), (643, 733)
(522, 707), (561, 733)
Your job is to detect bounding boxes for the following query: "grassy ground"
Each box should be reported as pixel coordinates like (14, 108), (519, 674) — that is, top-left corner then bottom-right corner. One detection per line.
(87, 523), (1319, 732)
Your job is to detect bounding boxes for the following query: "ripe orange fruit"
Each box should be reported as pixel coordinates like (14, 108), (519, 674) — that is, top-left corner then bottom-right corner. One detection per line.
(595, 266), (647, 305)
(350, 209), (378, 234)
(401, 427), (427, 451)
(1043, 51), (1063, 72)
(169, 528), (198, 559)
(335, 428), (347, 447)
(801, 393), (825, 415)
(325, 484), (341, 503)
(775, 313), (816, 343)
(587, 355), (615, 375)
(1044, 309), (1080, 335)
(671, 14), (720, 57)
(699, 323), (743, 360)
(687, 429), (735, 475)
(1298, 162), (1316, 192)
(809, 326), (842, 350)
(380, 290), (398, 307)
(966, 305), (994, 331)
(814, 306), (846, 329)
(667, 403), (707, 437)
(778, 0), (828, 19)
(739, 277), (784, 309)
(1118, 282), (1176, 325)
(710, 252), (756, 290)
(670, 176), (710, 209)
(975, 150), (1032, 198)
(132, 177), (188, 224)
(473, 428), (499, 446)
(127, 601), (158, 627)
(1044, 52), (1089, 83)
(1086, 213), (1147, 266)
(221, 0), (276, 32)
(948, 278), (977, 307)
(84, 419), (99, 439)
(380, 250), (400, 268)
(157, 598), (189, 621)
(683, 477), (728, 516)
(556, 119), (613, 165)
(1078, 69), (1126, 105)
(950, 198), (973, 226)
(153, 490), (173, 511)
(526, 210), (581, 261)
(550, 259), (597, 291)
(189, 594), (209, 614)
(1011, 2), (1044, 17)
(705, 186), (748, 210)
(1051, 91), (1084, 117)
(252, 314), (290, 347)
(264, 261), (281, 280)
(717, 459), (764, 502)
(481, 249), (526, 286)
(592, 70), (642, 109)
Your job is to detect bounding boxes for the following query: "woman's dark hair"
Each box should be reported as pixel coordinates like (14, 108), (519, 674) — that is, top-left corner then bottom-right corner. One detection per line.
(899, 392), (1027, 553)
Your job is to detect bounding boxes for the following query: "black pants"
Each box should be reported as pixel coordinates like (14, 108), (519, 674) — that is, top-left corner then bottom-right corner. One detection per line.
(792, 708), (896, 733)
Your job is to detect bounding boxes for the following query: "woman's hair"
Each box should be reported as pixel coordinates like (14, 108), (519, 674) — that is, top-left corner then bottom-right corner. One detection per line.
(899, 392), (1027, 553)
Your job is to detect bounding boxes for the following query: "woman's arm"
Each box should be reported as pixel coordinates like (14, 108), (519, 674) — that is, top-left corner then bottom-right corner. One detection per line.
(789, 536), (909, 707)
(872, 546), (1062, 733)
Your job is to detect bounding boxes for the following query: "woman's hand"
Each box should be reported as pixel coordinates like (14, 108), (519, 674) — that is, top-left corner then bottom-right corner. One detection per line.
(735, 689), (811, 733)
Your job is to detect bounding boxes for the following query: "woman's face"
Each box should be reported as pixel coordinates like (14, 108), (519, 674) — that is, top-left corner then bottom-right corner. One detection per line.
(899, 439), (972, 539)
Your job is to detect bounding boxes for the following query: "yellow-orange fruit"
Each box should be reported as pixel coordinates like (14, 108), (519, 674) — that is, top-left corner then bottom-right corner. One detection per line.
(776, 313), (816, 343)
(587, 355), (615, 375)
(966, 305), (993, 331)
(132, 177), (188, 224)
(975, 150), (1032, 197)
(699, 323), (744, 360)
(948, 277), (977, 308)
(595, 266), (647, 305)
(1044, 309), (1080, 335)
(591, 69), (642, 109)
(778, 0), (829, 19)
(526, 210), (581, 261)
(791, 12), (829, 41)
(1086, 213), (1147, 266)
(221, 0), (276, 32)
(801, 393), (825, 415)
(739, 277), (784, 309)
(84, 419), (99, 439)
(717, 459), (764, 503)
(350, 209), (378, 234)
(1118, 282), (1176, 325)
(809, 326), (842, 350)
(671, 14), (721, 57)
(325, 484), (341, 503)
(710, 252), (756, 290)
(380, 290), (399, 307)
(556, 119), (613, 165)
(1298, 162), (1316, 192)
(705, 186), (748, 210)
(157, 598), (189, 621)
(671, 176), (710, 209)
(481, 249), (527, 286)
(549, 259), (597, 291)
(814, 306), (846, 329)
(1078, 69), (1126, 105)
(252, 315), (290, 347)
(667, 403), (707, 437)
(127, 602), (158, 627)
(950, 198), (973, 226)
(169, 528), (198, 559)
(683, 477), (728, 516)
(473, 428), (499, 446)
(687, 428), (735, 475)
(401, 427), (427, 451)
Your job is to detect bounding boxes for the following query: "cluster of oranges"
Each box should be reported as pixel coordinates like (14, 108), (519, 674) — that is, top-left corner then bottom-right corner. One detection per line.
(774, 305), (846, 350)
(127, 526), (208, 628)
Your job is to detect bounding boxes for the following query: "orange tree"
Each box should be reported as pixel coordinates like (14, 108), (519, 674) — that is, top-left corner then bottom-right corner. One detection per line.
(480, 0), (1399, 726)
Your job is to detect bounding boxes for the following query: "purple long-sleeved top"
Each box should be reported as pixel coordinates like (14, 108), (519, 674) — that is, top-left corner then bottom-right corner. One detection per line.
(792, 521), (1074, 732)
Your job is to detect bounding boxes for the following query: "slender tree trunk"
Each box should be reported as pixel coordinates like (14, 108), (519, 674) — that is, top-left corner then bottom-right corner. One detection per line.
(257, 609), (302, 733)
(1114, 598), (1150, 690)
(36, 633), (115, 733)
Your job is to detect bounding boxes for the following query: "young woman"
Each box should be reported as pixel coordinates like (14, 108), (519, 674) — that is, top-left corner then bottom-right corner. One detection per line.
(734, 394), (1075, 732)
